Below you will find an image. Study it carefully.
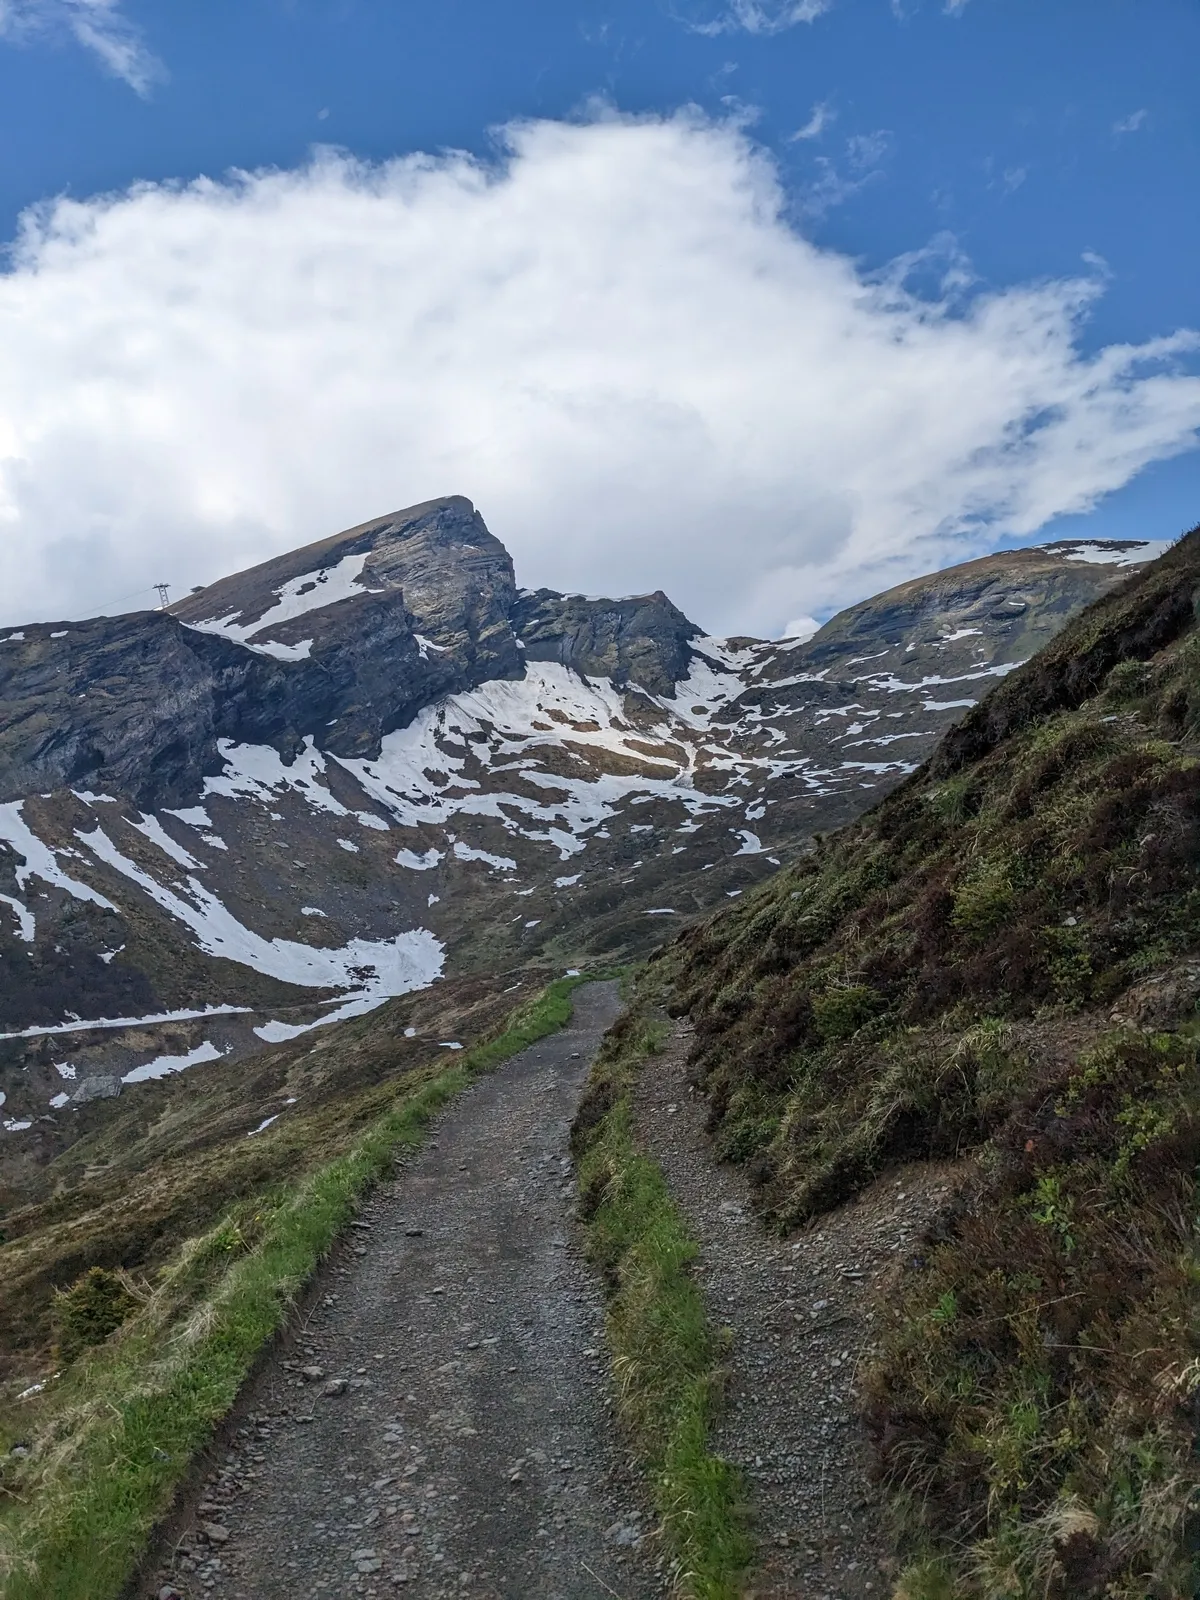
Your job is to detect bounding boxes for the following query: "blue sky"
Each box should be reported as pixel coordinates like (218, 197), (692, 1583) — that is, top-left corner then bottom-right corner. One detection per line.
(0, 0), (1197, 633)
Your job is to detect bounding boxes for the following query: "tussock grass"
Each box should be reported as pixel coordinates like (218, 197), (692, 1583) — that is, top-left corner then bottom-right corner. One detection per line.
(572, 1001), (752, 1598)
(0, 975), (585, 1600)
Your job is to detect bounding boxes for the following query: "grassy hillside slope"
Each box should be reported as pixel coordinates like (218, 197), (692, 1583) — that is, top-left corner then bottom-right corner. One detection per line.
(0, 970), (586, 1598)
(648, 526), (1200, 1597)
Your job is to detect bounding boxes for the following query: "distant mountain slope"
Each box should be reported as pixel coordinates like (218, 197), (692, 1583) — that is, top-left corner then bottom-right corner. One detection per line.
(0, 498), (1166, 1133)
(650, 524), (1200, 1596)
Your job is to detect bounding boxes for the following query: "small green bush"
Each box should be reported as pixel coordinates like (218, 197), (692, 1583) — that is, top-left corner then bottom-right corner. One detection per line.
(950, 856), (1017, 942)
(53, 1270), (138, 1363)
(812, 984), (884, 1042)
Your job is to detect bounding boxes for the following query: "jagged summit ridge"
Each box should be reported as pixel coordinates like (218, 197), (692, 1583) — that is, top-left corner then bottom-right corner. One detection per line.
(174, 495), (520, 672)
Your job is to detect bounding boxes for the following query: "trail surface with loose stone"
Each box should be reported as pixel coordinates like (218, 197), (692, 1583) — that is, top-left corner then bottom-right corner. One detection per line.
(143, 982), (664, 1600)
(633, 1022), (959, 1600)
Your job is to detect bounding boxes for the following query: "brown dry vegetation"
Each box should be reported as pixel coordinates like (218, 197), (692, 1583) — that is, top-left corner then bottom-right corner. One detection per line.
(645, 527), (1200, 1596)
(0, 968), (552, 1380)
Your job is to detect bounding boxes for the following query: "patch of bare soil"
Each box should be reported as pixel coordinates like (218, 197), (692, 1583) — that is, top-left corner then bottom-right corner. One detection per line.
(138, 983), (666, 1600)
(633, 1024), (963, 1600)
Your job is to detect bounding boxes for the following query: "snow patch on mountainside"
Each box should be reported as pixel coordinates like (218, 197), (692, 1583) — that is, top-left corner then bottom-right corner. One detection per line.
(77, 823), (443, 1003)
(334, 663), (739, 857)
(0, 801), (117, 913)
(666, 649), (752, 729)
(184, 550), (382, 655)
(129, 814), (204, 870)
(0, 892), (35, 941)
(1052, 540), (1172, 567)
(0, 1004), (252, 1042)
(203, 737), (351, 815)
(452, 841), (517, 871)
(395, 847), (443, 870)
(122, 1040), (226, 1084)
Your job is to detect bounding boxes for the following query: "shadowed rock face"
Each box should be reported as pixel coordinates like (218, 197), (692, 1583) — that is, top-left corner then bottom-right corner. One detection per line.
(0, 498), (525, 807)
(511, 588), (699, 697)
(0, 613), (248, 809)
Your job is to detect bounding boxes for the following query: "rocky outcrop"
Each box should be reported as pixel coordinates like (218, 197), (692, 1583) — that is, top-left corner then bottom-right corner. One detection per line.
(0, 613), (247, 808)
(511, 589), (699, 697)
(173, 495), (521, 681)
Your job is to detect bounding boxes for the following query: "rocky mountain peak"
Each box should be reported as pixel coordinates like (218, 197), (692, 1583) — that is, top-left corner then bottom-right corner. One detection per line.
(0, 498), (528, 809)
(173, 495), (518, 667)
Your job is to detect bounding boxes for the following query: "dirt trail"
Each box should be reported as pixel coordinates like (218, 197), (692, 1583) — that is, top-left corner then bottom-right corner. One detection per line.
(634, 1025), (958, 1600)
(143, 982), (665, 1600)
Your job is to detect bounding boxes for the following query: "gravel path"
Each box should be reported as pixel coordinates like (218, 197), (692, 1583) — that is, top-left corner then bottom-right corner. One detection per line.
(634, 1023), (958, 1600)
(143, 982), (665, 1600)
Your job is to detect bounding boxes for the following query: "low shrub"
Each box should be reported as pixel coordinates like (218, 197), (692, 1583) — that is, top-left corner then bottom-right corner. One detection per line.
(53, 1269), (140, 1363)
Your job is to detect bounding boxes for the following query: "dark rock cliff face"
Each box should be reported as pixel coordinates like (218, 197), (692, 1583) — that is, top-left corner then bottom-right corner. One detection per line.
(511, 589), (699, 697)
(0, 498), (525, 807)
(0, 614), (246, 808)
(172, 495), (521, 681)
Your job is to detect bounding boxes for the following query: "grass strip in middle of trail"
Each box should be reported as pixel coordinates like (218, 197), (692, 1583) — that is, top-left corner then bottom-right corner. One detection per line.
(571, 998), (752, 1600)
(0, 974), (588, 1600)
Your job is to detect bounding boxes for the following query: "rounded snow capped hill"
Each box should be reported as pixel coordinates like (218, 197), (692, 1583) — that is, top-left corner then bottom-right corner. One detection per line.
(770, 539), (1172, 687)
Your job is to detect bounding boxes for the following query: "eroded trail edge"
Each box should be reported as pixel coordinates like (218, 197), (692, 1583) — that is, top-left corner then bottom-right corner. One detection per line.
(142, 982), (664, 1600)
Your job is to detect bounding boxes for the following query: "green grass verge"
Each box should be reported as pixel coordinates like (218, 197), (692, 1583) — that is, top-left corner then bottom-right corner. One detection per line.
(0, 974), (586, 1600)
(571, 997), (752, 1599)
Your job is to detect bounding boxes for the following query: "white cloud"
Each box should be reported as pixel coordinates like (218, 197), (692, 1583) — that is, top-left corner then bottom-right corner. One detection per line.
(0, 0), (162, 93)
(1113, 108), (1149, 136)
(688, 0), (832, 37)
(790, 100), (835, 142)
(782, 615), (820, 641)
(845, 129), (893, 171)
(0, 111), (1198, 639)
(800, 128), (893, 218)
